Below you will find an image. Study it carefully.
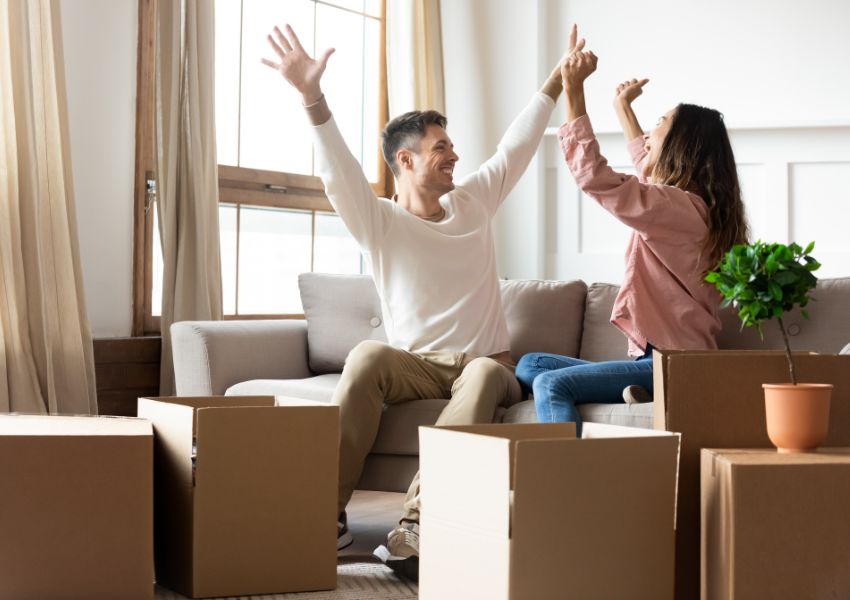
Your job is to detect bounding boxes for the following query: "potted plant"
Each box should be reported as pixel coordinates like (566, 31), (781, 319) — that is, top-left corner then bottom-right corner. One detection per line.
(706, 240), (832, 453)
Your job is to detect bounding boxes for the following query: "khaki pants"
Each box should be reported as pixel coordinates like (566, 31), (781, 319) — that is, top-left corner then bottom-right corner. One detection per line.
(332, 340), (521, 522)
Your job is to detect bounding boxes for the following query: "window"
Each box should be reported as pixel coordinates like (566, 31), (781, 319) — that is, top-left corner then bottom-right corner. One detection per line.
(133, 0), (389, 335)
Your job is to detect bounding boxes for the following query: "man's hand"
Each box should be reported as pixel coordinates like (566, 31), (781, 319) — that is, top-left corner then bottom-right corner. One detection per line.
(261, 24), (334, 105)
(541, 24), (579, 101)
(614, 78), (650, 107)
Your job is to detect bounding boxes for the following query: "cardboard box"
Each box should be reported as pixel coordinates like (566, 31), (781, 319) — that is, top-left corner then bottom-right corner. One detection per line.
(701, 448), (850, 599)
(0, 415), (153, 600)
(419, 422), (681, 600)
(137, 396), (338, 598)
(653, 350), (850, 599)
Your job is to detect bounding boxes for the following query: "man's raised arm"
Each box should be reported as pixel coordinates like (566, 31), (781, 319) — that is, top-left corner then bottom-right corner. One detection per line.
(263, 25), (391, 251)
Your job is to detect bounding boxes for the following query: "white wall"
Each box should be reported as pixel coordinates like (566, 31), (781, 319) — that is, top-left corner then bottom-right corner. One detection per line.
(443, 0), (850, 281)
(60, 0), (137, 337)
(441, 0), (548, 279)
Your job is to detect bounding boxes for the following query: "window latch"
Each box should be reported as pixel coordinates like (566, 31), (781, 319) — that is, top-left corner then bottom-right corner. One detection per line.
(266, 184), (289, 194)
(145, 173), (157, 215)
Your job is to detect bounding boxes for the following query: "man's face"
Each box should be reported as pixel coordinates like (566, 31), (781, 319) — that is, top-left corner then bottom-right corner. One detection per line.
(404, 124), (459, 195)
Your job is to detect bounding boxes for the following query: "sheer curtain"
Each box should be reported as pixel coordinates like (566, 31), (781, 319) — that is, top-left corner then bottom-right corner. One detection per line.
(386, 0), (445, 116)
(0, 0), (97, 414)
(155, 0), (223, 395)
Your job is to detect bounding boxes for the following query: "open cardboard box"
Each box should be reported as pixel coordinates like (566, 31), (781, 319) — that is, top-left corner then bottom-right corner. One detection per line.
(0, 414), (153, 600)
(701, 447), (850, 600)
(419, 422), (681, 600)
(137, 396), (338, 598)
(653, 350), (850, 599)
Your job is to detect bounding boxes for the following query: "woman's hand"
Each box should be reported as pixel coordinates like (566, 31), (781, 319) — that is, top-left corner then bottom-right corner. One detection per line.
(614, 78), (650, 106)
(613, 79), (649, 142)
(560, 40), (598, 92)
(560, 25), (596, 121)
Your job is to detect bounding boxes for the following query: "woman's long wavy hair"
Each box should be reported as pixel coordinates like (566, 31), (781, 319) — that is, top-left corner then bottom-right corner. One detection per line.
(652, 104), (750, 272)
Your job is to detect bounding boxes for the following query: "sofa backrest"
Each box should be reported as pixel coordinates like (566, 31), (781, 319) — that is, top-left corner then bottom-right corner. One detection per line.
(501, 279), (587, 362)
(299, 273), (850, 374)
(299, 273), (587, 374)
(716, 276), (850, 354)
(580, 277), (850, 360)
(578, 283), (631, 362)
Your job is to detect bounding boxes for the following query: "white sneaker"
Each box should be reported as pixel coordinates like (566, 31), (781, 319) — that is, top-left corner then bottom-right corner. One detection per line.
(623, 385), (652, 404)
(374, 521), (419, 581)
(337, 512), (353, 551)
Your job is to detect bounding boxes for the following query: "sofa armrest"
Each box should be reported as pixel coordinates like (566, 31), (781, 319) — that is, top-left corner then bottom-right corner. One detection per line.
(171, 320), (312, 396)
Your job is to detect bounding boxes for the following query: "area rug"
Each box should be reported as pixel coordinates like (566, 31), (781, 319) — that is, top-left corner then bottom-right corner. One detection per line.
(154, 561), (418, 599)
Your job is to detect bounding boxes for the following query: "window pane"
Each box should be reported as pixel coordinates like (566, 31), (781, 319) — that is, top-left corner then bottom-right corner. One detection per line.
(321, 0), (364, 13)
(214, 0), (242, 166)
(151, 202), (163, 317)
(314, 212), (362, 274)
(239, 0), (315, 174)
(316, 4), (364, 171)
(237, 206), (311, 314)
(362, 16), (381, 182)
(219, 204), (238, 315)
(363, 1), (381, 18)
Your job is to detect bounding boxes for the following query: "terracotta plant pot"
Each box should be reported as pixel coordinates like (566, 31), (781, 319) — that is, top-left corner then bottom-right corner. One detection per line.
(763, 383), (833, 453)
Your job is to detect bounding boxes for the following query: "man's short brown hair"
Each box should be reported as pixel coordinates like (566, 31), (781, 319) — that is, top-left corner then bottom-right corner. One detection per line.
(381, 110), (448, 176)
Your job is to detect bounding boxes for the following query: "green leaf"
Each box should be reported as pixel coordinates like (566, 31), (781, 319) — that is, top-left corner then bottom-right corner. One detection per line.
(801, 309), (810, 320)
(774, 270), (797, 286)
(768, 281), (783, 301)
(804, 241), (815, 254)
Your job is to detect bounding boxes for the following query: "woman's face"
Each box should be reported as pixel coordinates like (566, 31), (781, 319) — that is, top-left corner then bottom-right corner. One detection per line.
(643, 107), (677, 178)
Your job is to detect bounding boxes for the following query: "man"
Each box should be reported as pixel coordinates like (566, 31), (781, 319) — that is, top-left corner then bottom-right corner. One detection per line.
(263, 23), (576, 581)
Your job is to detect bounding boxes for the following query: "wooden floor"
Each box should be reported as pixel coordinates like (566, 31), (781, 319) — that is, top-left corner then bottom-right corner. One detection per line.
(338, 490), (406, 562)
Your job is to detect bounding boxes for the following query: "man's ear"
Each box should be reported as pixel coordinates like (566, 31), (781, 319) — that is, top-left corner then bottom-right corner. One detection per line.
(396, 148), (413, 171)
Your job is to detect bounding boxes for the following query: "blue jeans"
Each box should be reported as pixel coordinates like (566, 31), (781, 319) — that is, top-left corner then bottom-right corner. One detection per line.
(515, 348), (654, 436)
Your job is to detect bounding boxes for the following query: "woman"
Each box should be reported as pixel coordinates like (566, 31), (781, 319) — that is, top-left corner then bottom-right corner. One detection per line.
(516, 30), (749, 434)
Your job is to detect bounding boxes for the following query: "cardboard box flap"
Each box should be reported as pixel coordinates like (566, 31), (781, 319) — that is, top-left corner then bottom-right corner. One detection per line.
(582, 421), (679, 439)
(510, 435), (680, 599)
(437, 422), (576, 442)
(142, 396), (276, 409)
(191, 405), (338, 597)
(0, 414), (152, 436)
(274, 396), (327, 407)
(419, 427), (515, 538)
(137, 398), (196, 594)
(709, 446), (850, 467)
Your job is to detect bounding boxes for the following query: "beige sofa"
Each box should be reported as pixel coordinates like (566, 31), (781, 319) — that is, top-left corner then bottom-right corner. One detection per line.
(172, 273), (850, 492)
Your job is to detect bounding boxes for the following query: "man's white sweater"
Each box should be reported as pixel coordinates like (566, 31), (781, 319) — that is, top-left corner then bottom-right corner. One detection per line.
(311, 92), (554, 356)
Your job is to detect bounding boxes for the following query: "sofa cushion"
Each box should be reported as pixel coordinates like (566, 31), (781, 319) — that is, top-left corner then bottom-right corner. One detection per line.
(579, 283), (630, 361)
(299, 273), (387, 374)
(500, 399), (654, 429)
(299, 274), (590, 373)
(717, 276), (850, 354)
(225, 373), (341, 401)
(501, 279), (587, 361)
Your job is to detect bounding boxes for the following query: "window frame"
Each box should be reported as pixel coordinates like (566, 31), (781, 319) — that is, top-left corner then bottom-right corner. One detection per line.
(132, 0), (391, 336)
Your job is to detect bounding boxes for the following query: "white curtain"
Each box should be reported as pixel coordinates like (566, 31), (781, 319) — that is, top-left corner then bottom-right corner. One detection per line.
(155, 0), (223, 395)
(0, 0), (97, 414)
(386, 0), (445, 116)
